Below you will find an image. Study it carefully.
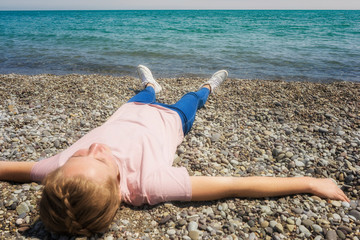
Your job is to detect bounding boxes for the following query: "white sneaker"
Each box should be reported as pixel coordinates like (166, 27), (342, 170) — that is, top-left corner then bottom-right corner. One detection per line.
(200, 70), (228, 93)
(137, 65), (162, 94)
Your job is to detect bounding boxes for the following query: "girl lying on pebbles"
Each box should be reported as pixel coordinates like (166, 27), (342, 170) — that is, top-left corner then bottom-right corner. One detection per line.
(0, 65), (349, 236)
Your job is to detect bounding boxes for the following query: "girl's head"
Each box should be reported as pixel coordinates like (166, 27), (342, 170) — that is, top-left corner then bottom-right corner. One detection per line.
(39, 143), (121, 236)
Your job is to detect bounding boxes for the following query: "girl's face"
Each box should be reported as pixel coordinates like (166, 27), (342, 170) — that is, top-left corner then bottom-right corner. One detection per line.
(61, 143), (120, 185)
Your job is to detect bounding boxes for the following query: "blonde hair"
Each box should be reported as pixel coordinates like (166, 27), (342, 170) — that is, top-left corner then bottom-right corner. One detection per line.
(39, 168), (120, 236)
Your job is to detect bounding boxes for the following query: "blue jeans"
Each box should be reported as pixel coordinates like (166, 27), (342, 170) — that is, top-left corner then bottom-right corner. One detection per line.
(128, 87), (210, 135)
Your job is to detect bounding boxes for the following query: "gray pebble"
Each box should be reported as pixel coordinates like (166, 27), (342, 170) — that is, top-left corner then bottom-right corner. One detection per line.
(299, 225), (311, 238)
(332, 213), (341, 222)
(326, 229), (337, 240)
(248, 232), (258, 240)
(341, 201), (350, 208)
(312, 224), (323, 233)
(294, 160), (305, 167)
(211, 133), (221, 142)
(336, 229), (346, 240)
(188, 221), (198, 232)
(302, 219), (314, 228)
(319, 127), (329, 133)
(337, 225), (352, 234)
(248, 220), (255, 227)
(15, 218), (24, 226)
(296, 125), (305, 133)
(349, 210), (360, 220)
(292, 207), (304, 214)
(166, 229), (176, 236)
(350, 201), (357, 209)
(16, 202), (29, 216)
(331, 201), (342, 207)
(121, 220), (129, 225)
(269, 220), (277, 228)
(260, 206), (272, 214)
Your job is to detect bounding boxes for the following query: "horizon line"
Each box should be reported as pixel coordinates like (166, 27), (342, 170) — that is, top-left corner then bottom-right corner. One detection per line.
(1, 8), (359, 11)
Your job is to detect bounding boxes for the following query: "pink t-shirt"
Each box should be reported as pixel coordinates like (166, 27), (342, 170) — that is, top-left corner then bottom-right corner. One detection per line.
(30, 102), (192, 206)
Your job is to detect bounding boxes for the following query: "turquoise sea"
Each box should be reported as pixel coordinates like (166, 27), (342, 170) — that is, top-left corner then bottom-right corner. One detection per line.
(0, 10), (359, 82)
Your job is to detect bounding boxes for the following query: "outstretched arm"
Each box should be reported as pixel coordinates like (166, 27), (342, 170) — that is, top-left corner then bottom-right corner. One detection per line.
(190, 176), (350, 202)
(0, 161), (36, 182)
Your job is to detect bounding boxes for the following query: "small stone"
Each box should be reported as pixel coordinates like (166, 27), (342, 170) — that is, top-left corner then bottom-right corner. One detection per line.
(294, 160), (305, 167)
(249, 232), (258, 240)
(312, 224), (323, 233)
(311, 196), (322, 202)
(264, 130), (272, 136)
(167, 229), (176, 236)
(337, 225), (352, 233)
(248, 220), (255, 227)
(292, 207), (303, 214)
(211, 133), (221, 142)
(188, 230), (199, 240)
(260, 221), (269, 228)
(285, 129), (292, 135)
(299, 225), (311, 238)
(178, 219), (187, 226)
(159, 215), (171, 224)
(331, 201), (342, 207)
(260, 206), (272, 214)
(8, 104), (18, 114)
(341, 201), (350, 208)
(319, 127), (329, 133)
(16, 202), (30, 216)
(296, 125), (305, 133)
(285, 151), (294, 158)
(210, 222), (221, 230)
(332, 213), (341, 222)
(18, 226), (30, 233)
(349, 210), (360, 220)
(272, 148), (281, 157)
(326, 229), (337, 240)
(274, 223), (284, 233)
(265, 227), (273, 235)
(121, 220), (129, 225)
(350, 200), (357, 209)
(336, 229), (346, 239)
(54, 139), (60, 148)
(286, 218), (295, 225)
(302, 219), (314, 228)
(339, 173), (345, 181)
(286, 224), (295, 232)
(269, 220), (277, 228)
(188, 221), (198, 231)
(15, 218), (24, 226)
(24, 216), (31, 224)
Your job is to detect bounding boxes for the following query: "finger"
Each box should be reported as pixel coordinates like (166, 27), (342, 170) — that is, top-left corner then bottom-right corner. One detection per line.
(337, 190), (350, 203)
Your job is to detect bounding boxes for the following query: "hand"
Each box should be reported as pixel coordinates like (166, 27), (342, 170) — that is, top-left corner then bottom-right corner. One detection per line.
(309, 178), (350, 202)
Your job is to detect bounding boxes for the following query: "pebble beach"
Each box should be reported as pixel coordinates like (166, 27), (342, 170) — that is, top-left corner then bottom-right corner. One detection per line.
(0, 74), (359, 240)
